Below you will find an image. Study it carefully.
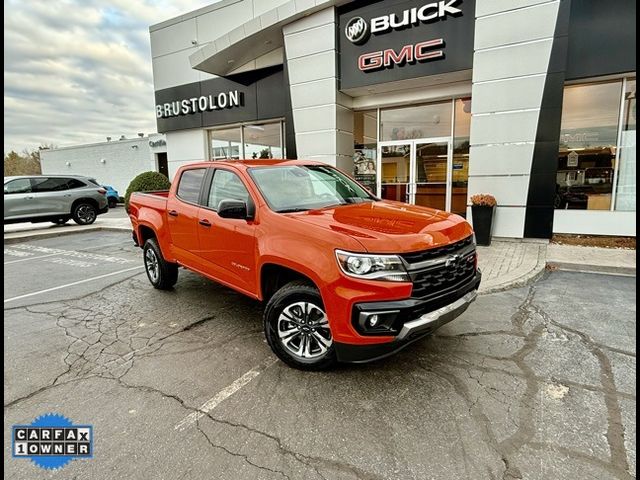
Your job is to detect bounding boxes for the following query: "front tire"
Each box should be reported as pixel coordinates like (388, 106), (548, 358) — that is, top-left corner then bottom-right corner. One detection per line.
(264, 281), (336, 370)
(72, 202), (97, 225)
(143, 238), (178, 290)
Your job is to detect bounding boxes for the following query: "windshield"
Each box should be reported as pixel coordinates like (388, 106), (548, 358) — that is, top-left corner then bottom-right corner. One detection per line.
(249, 165), (375, 213)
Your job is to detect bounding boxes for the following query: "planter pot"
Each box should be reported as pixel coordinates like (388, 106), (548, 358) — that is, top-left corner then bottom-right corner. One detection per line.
(471, 205), (495, 246)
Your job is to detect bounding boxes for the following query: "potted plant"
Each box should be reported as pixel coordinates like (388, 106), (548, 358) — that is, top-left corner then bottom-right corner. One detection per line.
(470, 193), (497, 246)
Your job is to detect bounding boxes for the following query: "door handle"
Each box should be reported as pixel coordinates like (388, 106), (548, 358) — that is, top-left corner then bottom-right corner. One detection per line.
(199, 219), (211, 227)
(168, 210), (179, 217)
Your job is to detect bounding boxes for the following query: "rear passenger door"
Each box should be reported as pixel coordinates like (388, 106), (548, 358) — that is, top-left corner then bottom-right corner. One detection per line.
(30, 177), (73, 215)
(166, 167), (207, 269)
(197, 168), (258, 295)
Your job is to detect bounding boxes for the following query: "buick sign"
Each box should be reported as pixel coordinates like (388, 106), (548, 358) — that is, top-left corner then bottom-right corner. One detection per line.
(345, 0), (462, 45)
(345, 17), (369, 45)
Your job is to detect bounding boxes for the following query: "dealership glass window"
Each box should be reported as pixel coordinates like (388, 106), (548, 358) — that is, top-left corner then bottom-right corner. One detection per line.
(380, 101), (452, 141)
(452, 98), (471, 217)
(556, 79), (636, 211)
(210, 127), (241, 160)
(615, 78), (636, 211)
(209, 121), (285, 160)
(243, 122), (283, 159)
(353, 110), (378, 192)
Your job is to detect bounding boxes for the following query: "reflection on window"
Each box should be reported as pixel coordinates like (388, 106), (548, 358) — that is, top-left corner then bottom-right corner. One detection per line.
(210, 127), (241, 160)
(353, 110), (378, 193)
(615, 79), (636, 211)
(556, 81), (622, 210)
(209, 121), (285, 161)
(380, 101), (452, 141)
(244, 123), (283, 159)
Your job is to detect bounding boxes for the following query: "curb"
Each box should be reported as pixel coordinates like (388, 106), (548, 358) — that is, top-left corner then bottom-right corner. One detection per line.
(546, 261), (636, 277)
(4, 226), (131, 244)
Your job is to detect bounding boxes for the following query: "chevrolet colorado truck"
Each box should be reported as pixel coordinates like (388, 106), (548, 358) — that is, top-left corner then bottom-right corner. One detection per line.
(128, 160), (481, 370)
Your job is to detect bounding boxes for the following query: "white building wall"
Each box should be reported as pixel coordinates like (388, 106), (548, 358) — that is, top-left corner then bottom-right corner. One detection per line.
(468, 0), (561, 237)
(40, 137), (158, 194)
(150, 0), (291, 90)
(166, 129), (208, 179)
(283, 8), (353, 170)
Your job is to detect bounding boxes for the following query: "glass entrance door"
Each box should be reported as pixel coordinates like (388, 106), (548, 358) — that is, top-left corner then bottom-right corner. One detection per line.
(379, 142), (412, 203)
(378, 138), (453, 210)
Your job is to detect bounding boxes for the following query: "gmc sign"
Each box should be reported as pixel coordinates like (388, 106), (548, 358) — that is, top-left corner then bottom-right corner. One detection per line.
(358, 39), (445, 71)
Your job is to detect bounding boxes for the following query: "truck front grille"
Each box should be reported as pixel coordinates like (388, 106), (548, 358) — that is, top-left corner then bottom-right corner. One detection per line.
(402, 235), (477, 300)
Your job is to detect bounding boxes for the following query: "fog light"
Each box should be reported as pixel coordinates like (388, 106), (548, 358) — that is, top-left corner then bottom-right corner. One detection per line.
(368, 315), (379, 327)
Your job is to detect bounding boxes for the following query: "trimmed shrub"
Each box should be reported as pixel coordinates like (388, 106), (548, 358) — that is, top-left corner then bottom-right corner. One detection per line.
(125, 171), (171, 211)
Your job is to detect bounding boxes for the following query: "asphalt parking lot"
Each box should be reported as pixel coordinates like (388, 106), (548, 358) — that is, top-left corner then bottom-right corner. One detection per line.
(3, 231), (636, 479)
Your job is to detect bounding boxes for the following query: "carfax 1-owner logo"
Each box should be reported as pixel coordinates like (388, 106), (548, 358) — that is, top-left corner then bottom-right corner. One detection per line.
(12, 413), (93, 470)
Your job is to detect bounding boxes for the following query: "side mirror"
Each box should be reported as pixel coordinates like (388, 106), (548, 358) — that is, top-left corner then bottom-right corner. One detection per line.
(217, 199), (250, 220)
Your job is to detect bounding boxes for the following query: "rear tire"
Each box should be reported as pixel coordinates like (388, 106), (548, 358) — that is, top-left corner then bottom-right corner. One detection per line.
(264, 281), (336, 370)
(108, 198), (117, 208)
(72, 202), (97, 225)
(143, 238), (178, 290)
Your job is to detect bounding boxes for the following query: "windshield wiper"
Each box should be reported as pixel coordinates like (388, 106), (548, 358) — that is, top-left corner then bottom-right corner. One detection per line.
(276, 207), (310, 213)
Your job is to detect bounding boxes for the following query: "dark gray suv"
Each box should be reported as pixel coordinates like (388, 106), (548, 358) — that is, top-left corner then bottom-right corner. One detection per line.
(4, 175), (109, 225)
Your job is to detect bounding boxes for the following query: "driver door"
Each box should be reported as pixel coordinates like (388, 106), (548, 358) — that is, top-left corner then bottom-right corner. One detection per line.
(197, 168), (258, 295)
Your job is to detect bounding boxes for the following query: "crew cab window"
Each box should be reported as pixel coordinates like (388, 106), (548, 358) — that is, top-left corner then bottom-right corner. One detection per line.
(31, 177), (71, 192)
(207, 170), (249, 210)
(4, 178), (32, 194)
(176, 168), (206, 204)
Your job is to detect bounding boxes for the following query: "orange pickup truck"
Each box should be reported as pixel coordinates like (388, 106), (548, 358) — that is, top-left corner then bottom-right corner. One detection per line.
(128, 160), (480, 370)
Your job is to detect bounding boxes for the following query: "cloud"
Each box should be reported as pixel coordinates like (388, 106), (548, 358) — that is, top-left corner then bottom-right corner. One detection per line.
(3, 0), (214, 153)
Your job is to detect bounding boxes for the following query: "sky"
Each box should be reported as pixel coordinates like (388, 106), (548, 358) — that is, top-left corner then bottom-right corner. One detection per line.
(4, 0), (215, 154)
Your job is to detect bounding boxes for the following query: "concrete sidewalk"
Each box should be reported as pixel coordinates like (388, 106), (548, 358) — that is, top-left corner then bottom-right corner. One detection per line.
(477, 239), (547, 293)
(3, 208), (131, 243)
(547, 243), (636, 276)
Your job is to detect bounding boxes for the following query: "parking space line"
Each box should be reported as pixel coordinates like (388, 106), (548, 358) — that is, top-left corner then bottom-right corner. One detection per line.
(175, 358), (277, 431)
(4, 240), (131, 265)
(3, 266), (144, 304)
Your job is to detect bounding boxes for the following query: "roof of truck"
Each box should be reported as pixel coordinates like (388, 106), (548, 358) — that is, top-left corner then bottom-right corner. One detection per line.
(179, 159), (326, 170)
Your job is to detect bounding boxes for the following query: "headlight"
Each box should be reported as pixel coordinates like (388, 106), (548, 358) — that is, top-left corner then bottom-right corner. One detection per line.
(335, 250), (410, 282)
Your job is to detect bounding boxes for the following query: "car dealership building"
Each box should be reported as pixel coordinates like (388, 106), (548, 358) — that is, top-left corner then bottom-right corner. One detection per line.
(150, 0), (636, 238)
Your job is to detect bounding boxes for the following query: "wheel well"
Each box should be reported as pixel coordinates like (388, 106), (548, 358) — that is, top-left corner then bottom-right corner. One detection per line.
(71, 197), (98, 213)
(260, 264), (316, 302)
(138, 225), (156, 246)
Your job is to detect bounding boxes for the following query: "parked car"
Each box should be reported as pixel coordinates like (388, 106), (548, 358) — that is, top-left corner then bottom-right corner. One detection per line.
(4, 175), (109, 225)
(128, 160), (480, 370)
(102, 185), (119, 208)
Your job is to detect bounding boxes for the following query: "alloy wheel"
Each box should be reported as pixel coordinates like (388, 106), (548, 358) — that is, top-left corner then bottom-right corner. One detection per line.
(277, 301), (332, 360)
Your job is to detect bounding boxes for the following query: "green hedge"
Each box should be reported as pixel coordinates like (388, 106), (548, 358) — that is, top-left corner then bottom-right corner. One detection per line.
(125, 171), (171, 210)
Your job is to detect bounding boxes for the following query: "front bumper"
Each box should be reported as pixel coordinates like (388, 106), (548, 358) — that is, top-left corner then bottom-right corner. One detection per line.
(334, 270), (481, 363)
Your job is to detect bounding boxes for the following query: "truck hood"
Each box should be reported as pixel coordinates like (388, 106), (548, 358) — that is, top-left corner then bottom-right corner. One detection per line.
(286, 201), (473, 253)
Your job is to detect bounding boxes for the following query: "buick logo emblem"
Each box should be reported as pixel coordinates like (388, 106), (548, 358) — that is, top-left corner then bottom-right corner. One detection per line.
(345, 17), (370, 45)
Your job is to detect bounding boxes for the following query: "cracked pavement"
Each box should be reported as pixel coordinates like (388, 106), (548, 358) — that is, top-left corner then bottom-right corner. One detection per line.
(3, 231), (636, 479)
